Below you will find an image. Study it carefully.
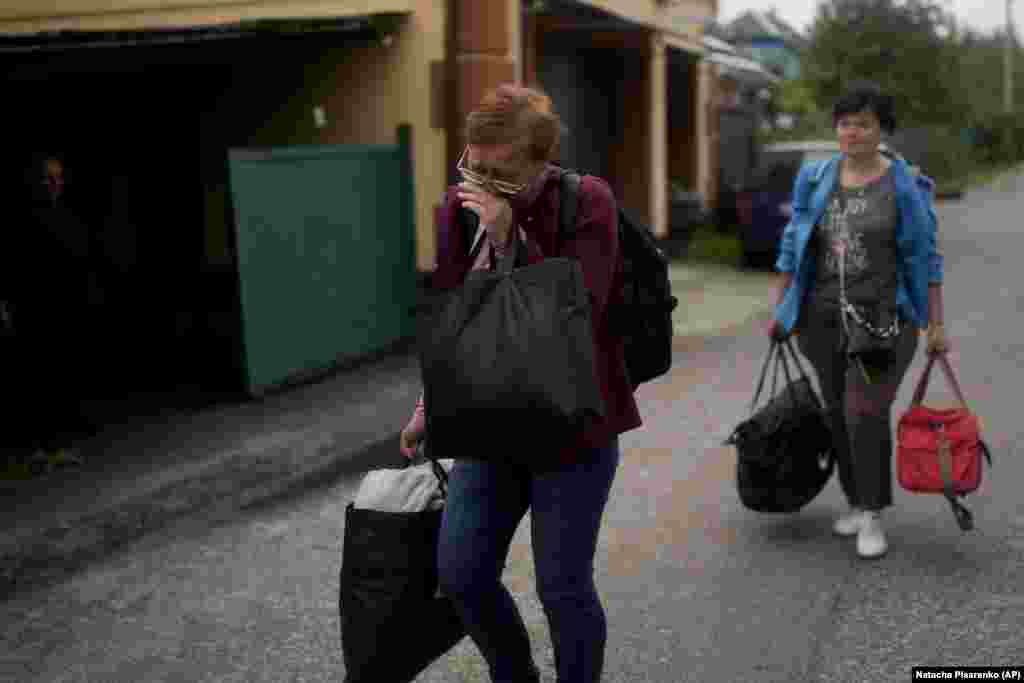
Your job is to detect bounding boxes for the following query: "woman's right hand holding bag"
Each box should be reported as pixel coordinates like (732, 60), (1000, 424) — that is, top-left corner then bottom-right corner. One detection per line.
(400, 395), (427, 459)
(925, 322), (950, 355)
(766, 272), (795, 341)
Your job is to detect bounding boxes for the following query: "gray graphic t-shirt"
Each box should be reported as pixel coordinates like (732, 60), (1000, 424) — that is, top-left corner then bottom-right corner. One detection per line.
(809, 168), (900, 313)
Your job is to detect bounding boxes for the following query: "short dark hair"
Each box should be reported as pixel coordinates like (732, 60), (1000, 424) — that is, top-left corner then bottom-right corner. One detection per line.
(832, 81), (896, 134)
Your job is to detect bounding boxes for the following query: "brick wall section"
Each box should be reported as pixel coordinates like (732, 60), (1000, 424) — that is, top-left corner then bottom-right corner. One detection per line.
(450, 0), (518, 163)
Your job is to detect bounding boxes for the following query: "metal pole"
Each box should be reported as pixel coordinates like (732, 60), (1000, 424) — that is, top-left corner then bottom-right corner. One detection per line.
(1006, 0), (1015, 115)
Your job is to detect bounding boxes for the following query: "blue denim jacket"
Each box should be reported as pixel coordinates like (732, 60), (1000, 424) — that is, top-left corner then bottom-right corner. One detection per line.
(773, 153), (944, 333)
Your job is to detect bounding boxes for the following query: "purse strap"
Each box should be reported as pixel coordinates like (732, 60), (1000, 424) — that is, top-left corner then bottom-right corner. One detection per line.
(911, 354), (969, 409)
(938, 440), (993, 532)
(777, 337), (826, 411)
(497, 230), (520, 274)
(749, 337), (820, 413)
(417, 439), (449, 497)
(419, 382), (449, 498)
(749, 339), (780, 413)
(779, 336), (814, 384)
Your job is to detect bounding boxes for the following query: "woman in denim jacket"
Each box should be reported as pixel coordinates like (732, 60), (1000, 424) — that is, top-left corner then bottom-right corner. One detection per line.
(768, 82), (949, 559)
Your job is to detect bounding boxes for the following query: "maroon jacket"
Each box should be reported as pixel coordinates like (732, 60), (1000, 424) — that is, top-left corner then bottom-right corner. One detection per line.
(432, 165), (643, 465)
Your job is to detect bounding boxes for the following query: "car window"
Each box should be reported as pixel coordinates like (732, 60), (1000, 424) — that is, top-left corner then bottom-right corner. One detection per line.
(748, 150), (804, 192)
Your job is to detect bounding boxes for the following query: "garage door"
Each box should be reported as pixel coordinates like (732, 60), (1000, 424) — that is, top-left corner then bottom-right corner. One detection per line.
(228, 127), (416, 396)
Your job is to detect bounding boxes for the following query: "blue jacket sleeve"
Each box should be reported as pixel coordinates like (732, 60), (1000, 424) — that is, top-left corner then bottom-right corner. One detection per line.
(916, 175), (944, 285)
(774, 163), (811, 273)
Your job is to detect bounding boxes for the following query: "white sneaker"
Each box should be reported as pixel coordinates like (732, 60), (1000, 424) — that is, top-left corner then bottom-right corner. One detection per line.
(856, 512), (887, 559)
(833, 507), (868, 537)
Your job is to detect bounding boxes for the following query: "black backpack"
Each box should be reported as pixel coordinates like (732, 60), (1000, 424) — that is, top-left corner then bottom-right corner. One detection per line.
(455, 170), (678, 389)
(557, 171), (678, 389)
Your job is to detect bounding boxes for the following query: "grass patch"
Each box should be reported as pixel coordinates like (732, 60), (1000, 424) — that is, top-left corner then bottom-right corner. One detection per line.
(680, 223), (743, 268)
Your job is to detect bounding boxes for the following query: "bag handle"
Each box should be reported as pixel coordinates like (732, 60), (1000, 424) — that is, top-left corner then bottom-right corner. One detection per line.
(779, 336), (813, 384)
(417, 439), (449, 497)
(772, 337), (825, 411)
(496, 226), (531, 275)
(748, 335), (824, 416)
(419, 384), (450, 498)
(749, 337), (814, 413)
(749, 339), (780, 413)
(558, 170), (582, 246)
(775, 338), (794, 395)
(909, 354), (991, 532)
(775, 339), (810, 412)
(911, 354), (969, 409)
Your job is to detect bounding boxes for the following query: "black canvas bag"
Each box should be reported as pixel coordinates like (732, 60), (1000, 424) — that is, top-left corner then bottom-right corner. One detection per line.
(455, 169), (678, 390)
(726, 338), (836, 513)
(418, 233), (605, 469)
(339, 457), (466, 683)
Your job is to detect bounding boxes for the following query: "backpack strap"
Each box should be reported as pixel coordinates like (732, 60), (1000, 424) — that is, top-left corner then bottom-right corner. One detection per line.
(558, 170), (583, 247)
(454, 199), (486, 263)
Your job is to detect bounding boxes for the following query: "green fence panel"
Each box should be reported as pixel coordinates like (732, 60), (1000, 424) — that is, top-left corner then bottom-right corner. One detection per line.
(228, 127), (416, 396)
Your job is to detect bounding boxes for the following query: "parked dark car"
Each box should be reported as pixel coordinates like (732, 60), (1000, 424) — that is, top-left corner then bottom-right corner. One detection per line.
(735, 141), (911, 269)
(735, 141), (836, 268)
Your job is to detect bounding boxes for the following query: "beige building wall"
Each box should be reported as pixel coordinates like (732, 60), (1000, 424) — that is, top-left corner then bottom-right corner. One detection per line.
(698, 60), (719, 207)
(667, 54), (699, 194)
(447, 0), (718, 246)
(581, 0), (711, 46)
(243, 4), (447, 272)
(650, 34), (668, 238)
(596, 0), (717, 226)
(527, 0), (716, 237)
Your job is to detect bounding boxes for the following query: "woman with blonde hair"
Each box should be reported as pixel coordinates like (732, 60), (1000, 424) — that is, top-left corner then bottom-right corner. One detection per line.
(399, 84), (641, 682)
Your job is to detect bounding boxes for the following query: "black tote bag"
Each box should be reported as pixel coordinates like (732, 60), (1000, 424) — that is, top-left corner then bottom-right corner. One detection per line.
(339, 458), (466, 683)
(725, 337), (835, 513)
(419, 234), (605, 469)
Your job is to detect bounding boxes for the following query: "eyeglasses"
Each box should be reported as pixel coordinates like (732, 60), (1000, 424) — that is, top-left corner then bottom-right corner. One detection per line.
(456, 147), (526, 197)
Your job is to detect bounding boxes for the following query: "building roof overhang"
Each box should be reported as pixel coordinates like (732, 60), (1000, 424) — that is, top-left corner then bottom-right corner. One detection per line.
(0, 0), (411, 40)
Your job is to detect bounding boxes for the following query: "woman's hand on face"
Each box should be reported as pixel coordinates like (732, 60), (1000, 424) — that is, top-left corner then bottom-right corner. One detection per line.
(458, 182), (513, 244)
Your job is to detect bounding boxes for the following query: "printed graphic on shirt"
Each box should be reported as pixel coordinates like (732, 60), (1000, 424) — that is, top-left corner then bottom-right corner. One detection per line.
(822, 194), (870, 277)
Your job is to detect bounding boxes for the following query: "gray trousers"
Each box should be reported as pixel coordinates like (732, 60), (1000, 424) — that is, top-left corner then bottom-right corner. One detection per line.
(795, 306), (919, 511)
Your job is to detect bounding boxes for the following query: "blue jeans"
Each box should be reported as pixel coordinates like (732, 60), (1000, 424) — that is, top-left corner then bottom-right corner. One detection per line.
(437, 441), (621, 683)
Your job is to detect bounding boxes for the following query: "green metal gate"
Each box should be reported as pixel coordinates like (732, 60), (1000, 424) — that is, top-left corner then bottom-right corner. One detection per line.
(228, 126), (416, 396)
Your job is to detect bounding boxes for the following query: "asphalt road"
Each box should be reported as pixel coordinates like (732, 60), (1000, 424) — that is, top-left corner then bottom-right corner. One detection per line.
(2, 173), (1023, 682)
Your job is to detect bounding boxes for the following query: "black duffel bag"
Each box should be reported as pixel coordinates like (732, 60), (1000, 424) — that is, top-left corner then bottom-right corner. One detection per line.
(419, 233), (605, 469)
(725, 337), (835, 513)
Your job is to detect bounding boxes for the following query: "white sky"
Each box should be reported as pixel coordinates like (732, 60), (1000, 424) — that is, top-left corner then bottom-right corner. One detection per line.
(718, 0), (1019, 37)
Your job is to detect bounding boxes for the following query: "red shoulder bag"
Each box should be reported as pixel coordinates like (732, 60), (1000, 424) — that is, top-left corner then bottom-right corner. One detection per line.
(896, 354), (992, 531)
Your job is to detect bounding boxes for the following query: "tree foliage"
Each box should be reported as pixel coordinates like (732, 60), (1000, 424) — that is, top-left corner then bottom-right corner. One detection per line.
(803, 0), (969, 127)
(777, 78), (818, 118)
(953, 27), (1024, 122)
